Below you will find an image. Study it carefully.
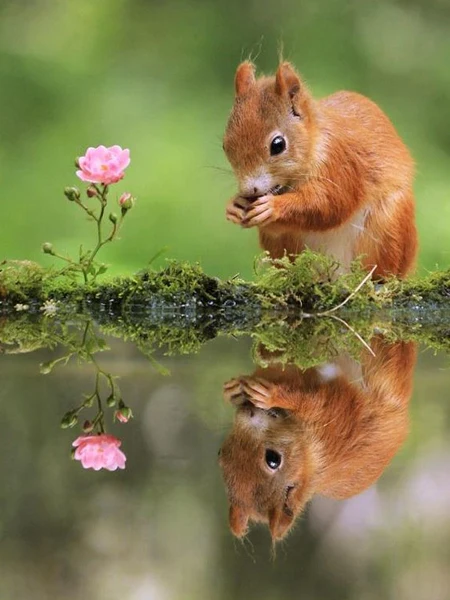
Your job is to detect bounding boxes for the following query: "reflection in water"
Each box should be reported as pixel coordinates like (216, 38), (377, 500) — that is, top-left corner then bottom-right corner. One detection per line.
(3, 314), (135, 470)
(54, 319), (134, 470)
(2, 311), (450, 598)
(219, 337), (417, 541)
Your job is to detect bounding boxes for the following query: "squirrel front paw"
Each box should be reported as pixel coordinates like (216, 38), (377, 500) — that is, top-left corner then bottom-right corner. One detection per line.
(239, 377), (276, 409)
(242, 195), (278, 228)
(226, 196), (250, 227)
(223, 378), (246, 405)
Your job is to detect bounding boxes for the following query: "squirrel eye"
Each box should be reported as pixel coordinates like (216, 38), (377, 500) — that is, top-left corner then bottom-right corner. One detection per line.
(265, 449), (282, 470)
(270, 136), (286, 156)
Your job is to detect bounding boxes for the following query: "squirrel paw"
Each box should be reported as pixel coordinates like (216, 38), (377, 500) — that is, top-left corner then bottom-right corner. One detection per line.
(226, 196), (250, 226)
(223, 378), (245, 405)
(239, 377), (276, 409)
(242, 195), (277, 228)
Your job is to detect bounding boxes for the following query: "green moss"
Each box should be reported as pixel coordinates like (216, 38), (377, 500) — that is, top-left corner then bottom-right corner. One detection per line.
(1, 253), (449, 358)
(0, 313), (57, 354)
(385, 269), (450, 308)
(0, 252), (380, 313)
(248, 315), (377, 368)
(252, 250), (379, 312)
(1, 304), (449, 373)
(0, 260), (46, 302)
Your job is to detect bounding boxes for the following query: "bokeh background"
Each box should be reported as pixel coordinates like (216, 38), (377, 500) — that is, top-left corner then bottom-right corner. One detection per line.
(1, 0), (449, 280)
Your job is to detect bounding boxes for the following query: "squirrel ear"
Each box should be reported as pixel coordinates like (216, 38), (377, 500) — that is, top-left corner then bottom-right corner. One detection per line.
(275, 62), (301, 99)
(229, 504), (249, 537)
(235, 61), (256, 97)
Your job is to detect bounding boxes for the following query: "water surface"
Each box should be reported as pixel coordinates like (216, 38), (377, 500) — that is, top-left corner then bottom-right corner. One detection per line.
(1, 326), (449, 600)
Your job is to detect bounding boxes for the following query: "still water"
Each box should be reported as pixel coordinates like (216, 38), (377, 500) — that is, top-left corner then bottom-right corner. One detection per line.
(1, 323), (449, 600)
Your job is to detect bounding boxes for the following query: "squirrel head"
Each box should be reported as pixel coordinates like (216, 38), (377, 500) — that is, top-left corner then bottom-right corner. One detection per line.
(223, 61), (317, 199)
(218, 404), (314, 541)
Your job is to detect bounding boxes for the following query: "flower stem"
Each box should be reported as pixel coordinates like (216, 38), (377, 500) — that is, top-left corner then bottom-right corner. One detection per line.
(74, 199), (98, 221)
(80, 185), (125, 283)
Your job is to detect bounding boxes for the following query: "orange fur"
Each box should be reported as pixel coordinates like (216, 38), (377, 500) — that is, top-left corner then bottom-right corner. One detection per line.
(219, 337), (417, 541)
(224, 62), (418, 278)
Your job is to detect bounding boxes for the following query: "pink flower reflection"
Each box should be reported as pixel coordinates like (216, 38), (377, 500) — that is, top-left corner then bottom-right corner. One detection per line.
(73, 434), (126, 471)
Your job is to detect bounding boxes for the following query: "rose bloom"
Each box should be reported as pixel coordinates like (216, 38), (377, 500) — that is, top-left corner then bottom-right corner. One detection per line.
(76, 145), (130, 185)
(73, 434), (126, 471)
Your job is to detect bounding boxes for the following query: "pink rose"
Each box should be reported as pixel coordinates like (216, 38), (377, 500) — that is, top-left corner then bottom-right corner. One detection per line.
(76, 145), (130, 185)
(73, 434), (126, 471)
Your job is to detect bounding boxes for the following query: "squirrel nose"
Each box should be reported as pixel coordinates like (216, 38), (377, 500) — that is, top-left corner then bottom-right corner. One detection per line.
(241, 186), (263, 200)
(245, 186), (261, 199)
(242, 174), (272, 199)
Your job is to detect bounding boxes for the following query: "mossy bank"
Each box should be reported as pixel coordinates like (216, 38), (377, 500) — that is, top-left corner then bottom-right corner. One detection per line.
(1, 252), (449, 315)
(1, 252), (449, 366)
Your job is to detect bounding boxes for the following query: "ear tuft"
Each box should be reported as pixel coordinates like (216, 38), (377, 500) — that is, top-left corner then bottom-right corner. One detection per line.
(229, 504), (249, 538)
(275, 62), (301, 99)
(235, 61), (256, 98)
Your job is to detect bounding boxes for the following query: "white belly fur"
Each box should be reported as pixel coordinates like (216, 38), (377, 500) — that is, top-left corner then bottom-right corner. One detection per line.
(301, 207), (368, 271)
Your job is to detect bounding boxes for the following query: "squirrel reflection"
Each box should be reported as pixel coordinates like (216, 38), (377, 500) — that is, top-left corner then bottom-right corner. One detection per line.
(219, 337), (416, 541)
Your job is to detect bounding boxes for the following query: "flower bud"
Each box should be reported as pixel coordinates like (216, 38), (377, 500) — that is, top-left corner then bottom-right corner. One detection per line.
(114, 406), (133, 423)
(42, 242), (54, 255)
(106, 394), (116, 407)
(109, 213), (118, 225)
(40, 361), (53, 375)
(75, 158), (80, 169)
(86, 186), (97, 198)
(61, 411), (78, 429)
(83, 420), (94, 433)
(118, 193), (135, 211)
(64, 186), (81, 202)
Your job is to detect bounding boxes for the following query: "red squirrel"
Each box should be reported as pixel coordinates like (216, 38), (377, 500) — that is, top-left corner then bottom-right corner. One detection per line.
(219, 337), (417, 541)
(223, 61), (418, 278)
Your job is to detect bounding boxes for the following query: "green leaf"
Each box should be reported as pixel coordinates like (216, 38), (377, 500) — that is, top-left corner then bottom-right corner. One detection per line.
(97, 264), (109, 276)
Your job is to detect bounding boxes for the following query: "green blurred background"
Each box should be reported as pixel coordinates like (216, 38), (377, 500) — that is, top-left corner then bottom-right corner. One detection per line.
(1, 0), (449, 279)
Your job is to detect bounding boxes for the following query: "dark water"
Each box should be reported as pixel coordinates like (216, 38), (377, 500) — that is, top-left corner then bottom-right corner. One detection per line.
(1, 329), (450, 600)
